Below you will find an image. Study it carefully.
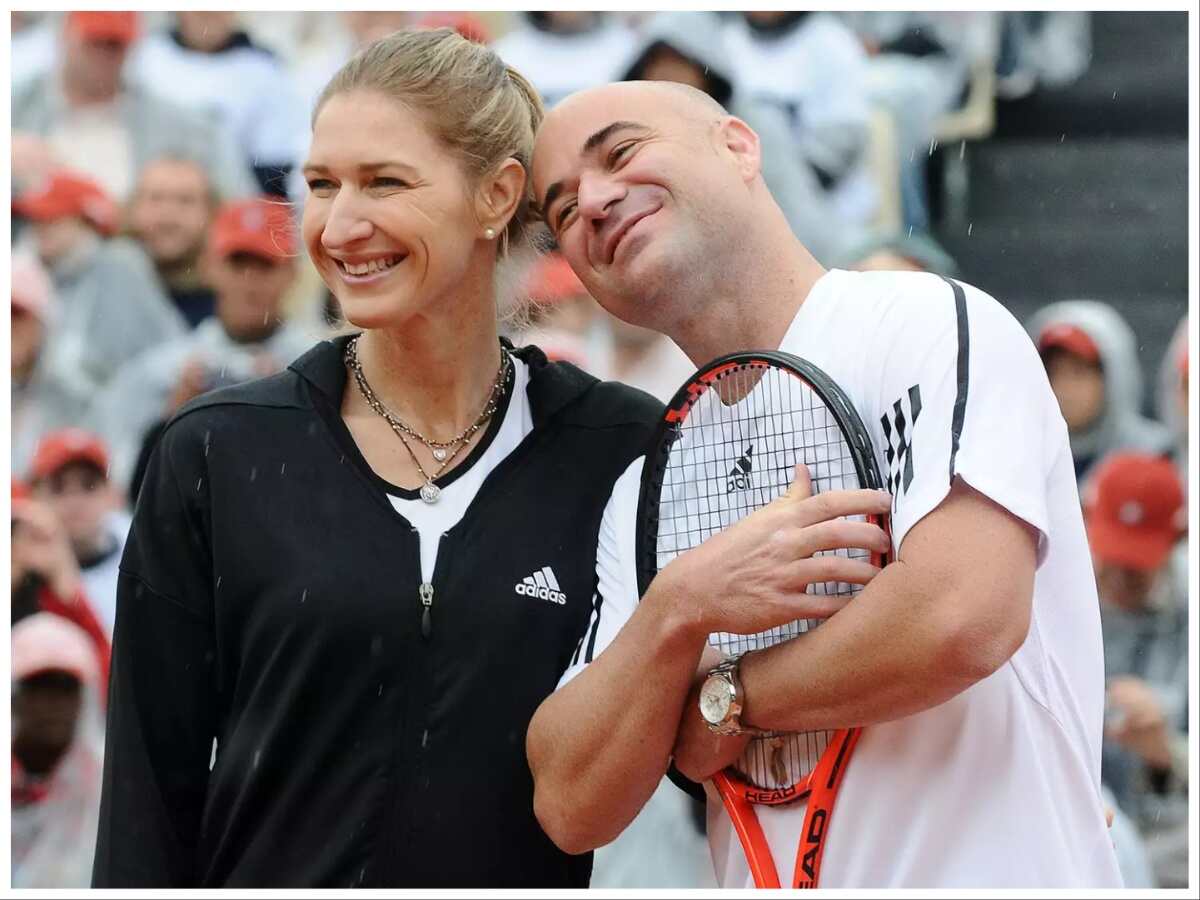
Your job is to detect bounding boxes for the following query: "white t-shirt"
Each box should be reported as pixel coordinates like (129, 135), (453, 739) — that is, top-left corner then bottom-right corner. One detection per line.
(560, 269), (1123, 887)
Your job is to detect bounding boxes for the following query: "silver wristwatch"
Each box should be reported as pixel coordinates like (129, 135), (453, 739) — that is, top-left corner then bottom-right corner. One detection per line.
(698, 653), (774, 737)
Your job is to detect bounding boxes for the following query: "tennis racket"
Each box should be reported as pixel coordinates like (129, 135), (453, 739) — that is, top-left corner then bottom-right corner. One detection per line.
(636, 351), (890, 889)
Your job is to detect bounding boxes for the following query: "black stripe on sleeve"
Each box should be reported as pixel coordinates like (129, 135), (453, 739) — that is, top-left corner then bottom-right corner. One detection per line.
(940, 275), (969, 481)
(583, 591), (604, 664)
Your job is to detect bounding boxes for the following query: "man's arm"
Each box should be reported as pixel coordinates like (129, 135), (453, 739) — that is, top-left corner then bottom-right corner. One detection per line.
(527, 464), (890, 854)
(673, 477), (1037, 781)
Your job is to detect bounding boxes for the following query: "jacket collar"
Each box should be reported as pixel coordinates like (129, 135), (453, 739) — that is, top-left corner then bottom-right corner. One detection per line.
(288, 333), (599, 428)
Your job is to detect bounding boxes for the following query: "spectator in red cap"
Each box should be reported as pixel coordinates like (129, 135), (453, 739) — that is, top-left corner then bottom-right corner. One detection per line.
(10, 489), (111, 687)
(13, 168), (187, 399)
(12, 10), (255, 203)
(11, 250), (91, 476)
(90, 197), (318, 494)
(126, 154), (222, 327)
(1027, 300), (1171, 481)
(27, 429), (131, 640)
(1084, 451), (1188, 887)
(11, 612), (107, 888)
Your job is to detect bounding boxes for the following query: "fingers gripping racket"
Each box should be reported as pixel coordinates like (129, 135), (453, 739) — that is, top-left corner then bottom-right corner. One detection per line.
(636, 351), (891, 889)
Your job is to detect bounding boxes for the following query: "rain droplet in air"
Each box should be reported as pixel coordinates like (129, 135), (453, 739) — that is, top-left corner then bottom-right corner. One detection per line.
(968, 223), (974, 237)
(280, 463), (287, 476)
(301, 589), (308, 603)
(250, 466), (258, 482)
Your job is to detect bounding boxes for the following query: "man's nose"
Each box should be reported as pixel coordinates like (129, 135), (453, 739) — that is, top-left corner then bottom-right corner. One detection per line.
(577, 172), (626, 225)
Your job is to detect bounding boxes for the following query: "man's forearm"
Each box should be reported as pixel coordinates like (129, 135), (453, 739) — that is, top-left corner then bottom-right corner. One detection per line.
(739, 484), (1036, 733)
(527, 581), (706, 853)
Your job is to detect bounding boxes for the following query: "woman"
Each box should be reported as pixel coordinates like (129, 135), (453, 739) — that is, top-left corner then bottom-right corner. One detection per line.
(93, 29), (660, 888)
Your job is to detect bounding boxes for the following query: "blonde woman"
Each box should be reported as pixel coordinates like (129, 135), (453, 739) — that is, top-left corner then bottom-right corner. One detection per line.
(94, 29), (660, 888)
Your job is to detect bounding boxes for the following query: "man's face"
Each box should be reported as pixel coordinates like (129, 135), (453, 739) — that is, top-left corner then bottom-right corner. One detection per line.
(1095, 558), (1160, 612)
(32, 216), (92, 267)
(1043, 348), (1106, 433)
(533, 86), (741, 332)
(62, 30), (128, 96)
(129, 160), (213, 268)
(209, 251), (294, 341)
(33, 462), (116, 554)
(176, 11), (237, 52)
(12, 670), (83, 774)
(11, 306), (45, 376)
(639, 45), (709, 93)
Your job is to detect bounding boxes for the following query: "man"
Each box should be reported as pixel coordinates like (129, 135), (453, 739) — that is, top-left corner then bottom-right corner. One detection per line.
(127, 155), (220, 327)
(11, 251), (90, 475)
(13, 169), (187, 400)
(525, 82), (1121, 887)
(127, 11), (304, 197)
(11, 483), (111, 686)
(90, 196), (318, 493)
(1085, 452), (1188, 888)
(11, 612), (107, 888)
(28, 429), (131, 640)
(1027, 300), (1172, 482)
(723, 11), (876, 225)
(12, 10), (255, 202)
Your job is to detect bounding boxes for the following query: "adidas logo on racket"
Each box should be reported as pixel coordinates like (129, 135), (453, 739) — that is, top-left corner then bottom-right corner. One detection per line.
(514, 566), (567, 605)
(726, 444), (755, 493)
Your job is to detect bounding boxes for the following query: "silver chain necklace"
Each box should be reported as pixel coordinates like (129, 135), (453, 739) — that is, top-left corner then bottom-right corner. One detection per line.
(345, 335), (510, 504)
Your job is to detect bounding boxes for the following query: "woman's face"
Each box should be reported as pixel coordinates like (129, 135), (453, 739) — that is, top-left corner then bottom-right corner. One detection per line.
(301, 90), (486, 331)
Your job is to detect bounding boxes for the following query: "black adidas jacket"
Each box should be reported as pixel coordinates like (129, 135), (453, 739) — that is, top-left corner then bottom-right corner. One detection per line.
(92, 335), (661, 888)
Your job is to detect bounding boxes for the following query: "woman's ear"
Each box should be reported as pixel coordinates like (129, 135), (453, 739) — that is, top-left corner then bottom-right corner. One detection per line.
(718, 116), (762, 184)
(476, 157), (527, 237)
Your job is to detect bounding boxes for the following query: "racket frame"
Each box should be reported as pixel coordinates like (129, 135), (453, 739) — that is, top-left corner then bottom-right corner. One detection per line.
(635, 350), (890, 889)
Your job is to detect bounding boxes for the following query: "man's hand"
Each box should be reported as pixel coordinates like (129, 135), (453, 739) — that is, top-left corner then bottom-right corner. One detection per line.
(11, 498), (82, 600)
(1106, 676), (1173, 770)
(653, 463), (891, 642)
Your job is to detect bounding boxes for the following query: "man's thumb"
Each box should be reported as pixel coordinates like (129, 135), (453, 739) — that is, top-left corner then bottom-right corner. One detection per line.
(785, 461), (814, 502)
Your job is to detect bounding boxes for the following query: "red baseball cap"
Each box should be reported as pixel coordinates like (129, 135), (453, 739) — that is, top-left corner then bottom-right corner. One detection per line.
(1037, 322), (1101, 364)
(413, 12), (493, 44)
(1084, 452), (1185, 571)
(12, 170), (119, 236)
(210, 197), (297, 262)
(30, 428), (111, 482)
(67, 11), (140, 45)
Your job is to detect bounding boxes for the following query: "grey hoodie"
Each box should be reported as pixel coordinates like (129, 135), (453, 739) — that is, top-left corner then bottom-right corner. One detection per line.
(1026, 299), (1172, 481)
(620, 11), (865, 266)
(1155, 315), (1188, 489)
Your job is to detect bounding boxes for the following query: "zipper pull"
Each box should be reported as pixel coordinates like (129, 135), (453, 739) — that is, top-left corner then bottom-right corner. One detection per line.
(419, 582), (434, 639)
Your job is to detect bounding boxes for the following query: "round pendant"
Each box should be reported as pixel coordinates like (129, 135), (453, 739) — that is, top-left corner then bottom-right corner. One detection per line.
(432, 447), (448, 462)
(420, 482), (441, 504)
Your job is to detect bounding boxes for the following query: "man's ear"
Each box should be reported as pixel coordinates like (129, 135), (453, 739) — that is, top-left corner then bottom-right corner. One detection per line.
(476, 157), (527, 237)
(717, 116), (762, 184)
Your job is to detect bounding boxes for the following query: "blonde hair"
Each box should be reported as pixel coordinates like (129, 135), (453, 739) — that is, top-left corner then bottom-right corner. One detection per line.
(315, 27), (544, 260)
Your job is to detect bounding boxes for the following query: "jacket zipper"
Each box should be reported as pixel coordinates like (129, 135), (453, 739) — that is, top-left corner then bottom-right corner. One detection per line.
(419, 582), (434, 639)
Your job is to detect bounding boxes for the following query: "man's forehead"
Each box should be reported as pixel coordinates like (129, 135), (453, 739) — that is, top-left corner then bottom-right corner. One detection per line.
(534, 88), (669, 187)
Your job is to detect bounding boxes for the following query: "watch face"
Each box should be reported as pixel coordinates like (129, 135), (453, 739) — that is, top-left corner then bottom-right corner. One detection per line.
(699, 675), (733, 725)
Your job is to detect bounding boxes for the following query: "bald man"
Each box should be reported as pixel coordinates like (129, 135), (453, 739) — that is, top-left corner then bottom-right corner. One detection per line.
(525, 82), (1122, 888)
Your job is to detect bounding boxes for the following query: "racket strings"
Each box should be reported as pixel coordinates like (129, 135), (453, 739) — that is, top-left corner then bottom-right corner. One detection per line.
(655, 363), (866, 791)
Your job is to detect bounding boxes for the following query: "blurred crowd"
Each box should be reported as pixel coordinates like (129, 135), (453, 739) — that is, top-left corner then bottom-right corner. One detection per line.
(8, 10), (1190, 890)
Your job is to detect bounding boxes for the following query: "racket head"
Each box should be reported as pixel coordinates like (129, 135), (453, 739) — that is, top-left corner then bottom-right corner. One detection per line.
(636, 350), (889, 798)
